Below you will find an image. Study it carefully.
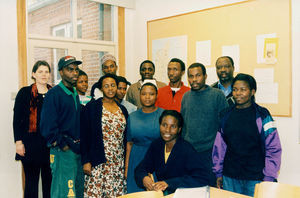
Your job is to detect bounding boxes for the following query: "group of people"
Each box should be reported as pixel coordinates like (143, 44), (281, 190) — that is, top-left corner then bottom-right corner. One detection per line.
(13, 54), (282, 198)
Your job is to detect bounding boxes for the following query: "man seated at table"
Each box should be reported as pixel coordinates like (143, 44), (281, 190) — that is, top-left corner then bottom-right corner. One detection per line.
(134, 110), (209, 194)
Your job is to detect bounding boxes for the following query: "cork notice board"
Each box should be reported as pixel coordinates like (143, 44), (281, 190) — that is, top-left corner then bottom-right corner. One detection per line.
(147, 0), (291, 117)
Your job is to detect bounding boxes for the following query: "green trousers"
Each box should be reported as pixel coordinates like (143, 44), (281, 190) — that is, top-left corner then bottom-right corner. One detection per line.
(50, 147), (84, 198)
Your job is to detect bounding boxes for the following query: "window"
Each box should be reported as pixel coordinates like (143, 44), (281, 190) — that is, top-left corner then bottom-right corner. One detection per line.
(26, 0), (118, 88)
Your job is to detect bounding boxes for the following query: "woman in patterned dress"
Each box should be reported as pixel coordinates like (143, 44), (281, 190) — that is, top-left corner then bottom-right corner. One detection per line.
(80, 73), (129, 197)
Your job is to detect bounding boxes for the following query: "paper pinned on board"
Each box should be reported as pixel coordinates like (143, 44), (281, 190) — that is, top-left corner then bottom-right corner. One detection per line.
(264, 37), (279, 64)
(256, 82), (278, 104)
(222, 45), (240, 72)
(196, 40), (211, 66)
(256, 33), (277, 64)
(152, 35), (188, 85)
(206, 67), (218, 86)
(254, 68), (274, 83)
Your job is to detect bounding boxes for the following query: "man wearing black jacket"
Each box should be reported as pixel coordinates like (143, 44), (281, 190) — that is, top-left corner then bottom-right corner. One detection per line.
(211, 56), (235, 106)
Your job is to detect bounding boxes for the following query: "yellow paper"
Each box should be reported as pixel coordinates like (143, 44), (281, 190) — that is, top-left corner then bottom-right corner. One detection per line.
(264, 38), (279, 64)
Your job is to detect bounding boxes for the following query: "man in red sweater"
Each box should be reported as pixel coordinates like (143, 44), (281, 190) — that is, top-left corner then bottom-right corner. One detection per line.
(155, 58), (190, 112)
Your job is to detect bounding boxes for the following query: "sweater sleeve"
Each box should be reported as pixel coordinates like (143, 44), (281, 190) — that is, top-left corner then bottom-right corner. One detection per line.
(13, 87), (29, 142)
(40, 91), (67, 149)
(212, 129), (227, 178)
(134, 142), (156, 189)
(262, 115), (282, 181)
(180, 94), (187, 135)
(217, 92), (229, 116)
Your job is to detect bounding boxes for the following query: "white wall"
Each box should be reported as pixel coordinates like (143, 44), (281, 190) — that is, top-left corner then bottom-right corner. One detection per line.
(125, 0), (300, 186)
(0, 1), (23, 197)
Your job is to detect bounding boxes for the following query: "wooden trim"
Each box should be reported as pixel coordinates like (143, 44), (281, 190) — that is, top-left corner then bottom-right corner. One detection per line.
(17, 0), (27, 194)
(118, 6), (125, 76)
(17, 0), (28, 88)
(288, 0), (292, 117)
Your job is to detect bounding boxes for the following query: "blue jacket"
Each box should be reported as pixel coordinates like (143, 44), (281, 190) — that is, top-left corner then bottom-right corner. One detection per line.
(135, 137), (209, 193)
(212, 102), (282, 181)
(80, 98), (129, 167)
(40, 82), (81, 153)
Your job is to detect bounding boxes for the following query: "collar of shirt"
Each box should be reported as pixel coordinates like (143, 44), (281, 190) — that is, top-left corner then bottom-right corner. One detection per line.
(59, 81), (79, 110)
(218, 81), (232, 97)
(170, 87), (180, 92)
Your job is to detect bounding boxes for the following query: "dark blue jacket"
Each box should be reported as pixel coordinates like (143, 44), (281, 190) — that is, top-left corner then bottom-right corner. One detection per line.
(135, 137), (209, 193)
(40, 82), (81, 153)
(80, 98), (128, 167)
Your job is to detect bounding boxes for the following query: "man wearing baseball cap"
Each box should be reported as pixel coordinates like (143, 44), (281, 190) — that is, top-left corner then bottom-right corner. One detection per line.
(40, 55), (84, 198)
(90, 53), (118, 100)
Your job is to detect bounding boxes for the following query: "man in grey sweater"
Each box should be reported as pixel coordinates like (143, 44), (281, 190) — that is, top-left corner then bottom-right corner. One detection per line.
(181, 63), (228, 186)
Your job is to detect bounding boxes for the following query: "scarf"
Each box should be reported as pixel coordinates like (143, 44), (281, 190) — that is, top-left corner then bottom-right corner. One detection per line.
(28, 83), (52, 132)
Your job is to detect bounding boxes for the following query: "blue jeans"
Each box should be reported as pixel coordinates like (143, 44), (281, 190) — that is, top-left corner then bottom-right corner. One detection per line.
(223, 175), (261, 196)
(50, 147), (84, 198)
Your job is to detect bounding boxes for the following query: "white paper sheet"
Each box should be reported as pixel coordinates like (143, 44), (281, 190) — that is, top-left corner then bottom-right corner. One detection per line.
(152, 35), (188, 85)
(196, 40), (211, 66)
(256, 82), (278, 104)
(222, 45), (240, 72)
(256, 33), (276, 64)
(206, 67), (218, 86)
(254, 68), (274, 83)
(173, 186), (210, 198)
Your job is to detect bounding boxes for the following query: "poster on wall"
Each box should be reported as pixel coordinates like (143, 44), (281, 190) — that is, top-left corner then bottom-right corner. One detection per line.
(152, 35), (188, 85)
(256, 33), (277, 64)
(264, 38), (279, 64)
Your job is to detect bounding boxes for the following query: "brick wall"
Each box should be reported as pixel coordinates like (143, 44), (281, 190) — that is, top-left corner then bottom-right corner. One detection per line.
(28, 0), (112, 94)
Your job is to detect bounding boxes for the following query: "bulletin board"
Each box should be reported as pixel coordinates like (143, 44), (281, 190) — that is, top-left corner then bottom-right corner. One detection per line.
(147, 0), (291, 117)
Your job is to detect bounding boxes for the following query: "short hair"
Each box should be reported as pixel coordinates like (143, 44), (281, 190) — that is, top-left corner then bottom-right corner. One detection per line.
(32, 60), (51, 80)
(169, 58), (185, 71)
(140, 82), (158, 94)
(216, 56), (234, 67)
(159, 110), (184, 129)
(188, 62), (206, 75)
(139, 60), (155, 72)
(78, 69), (87, 77)
(97, 73), (118, 89)
(232, 73), (256, 91)
(116, 76), (131, 86)
(232, 73), (257, 101)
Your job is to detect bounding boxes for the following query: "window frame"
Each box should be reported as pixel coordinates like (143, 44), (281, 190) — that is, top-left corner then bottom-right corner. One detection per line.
(17, 0), (125, 87)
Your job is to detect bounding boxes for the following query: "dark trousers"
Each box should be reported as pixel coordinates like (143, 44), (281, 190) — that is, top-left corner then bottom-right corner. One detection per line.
(22, 160), (52, 198)
(197, 149), (216, 187)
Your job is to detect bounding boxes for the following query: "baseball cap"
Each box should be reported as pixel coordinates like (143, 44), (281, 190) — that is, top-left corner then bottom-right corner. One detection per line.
(58, 56), (82, 70)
